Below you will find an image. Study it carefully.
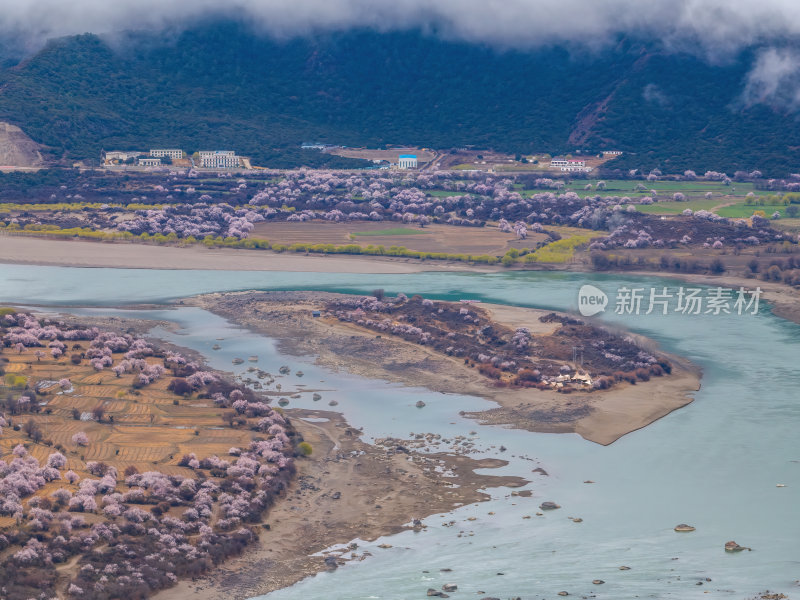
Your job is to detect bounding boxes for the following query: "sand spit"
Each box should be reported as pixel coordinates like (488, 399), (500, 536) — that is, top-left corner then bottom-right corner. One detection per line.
(154, 410), (526, 600)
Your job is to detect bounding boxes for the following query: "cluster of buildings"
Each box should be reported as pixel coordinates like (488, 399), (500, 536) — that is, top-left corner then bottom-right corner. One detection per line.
(103, 148), (249, 169)
(104, 149), (184, 166)
(366, 154), (418, 169)
(550, 158), (593, 173)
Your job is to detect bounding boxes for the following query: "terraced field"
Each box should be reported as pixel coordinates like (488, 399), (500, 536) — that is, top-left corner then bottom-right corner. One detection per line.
(0, 347), (257, 480)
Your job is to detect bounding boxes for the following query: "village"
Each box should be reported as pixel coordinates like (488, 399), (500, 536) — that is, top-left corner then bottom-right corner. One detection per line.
(97, 143), (623, 174)
(102, 148), (253, 170)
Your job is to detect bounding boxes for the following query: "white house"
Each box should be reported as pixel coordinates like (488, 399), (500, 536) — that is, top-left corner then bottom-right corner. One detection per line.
(138, 157), (162, 167)
(398, 154), (418, 169)
(150, 149), (183, 159)
(199, 151), (242, 169)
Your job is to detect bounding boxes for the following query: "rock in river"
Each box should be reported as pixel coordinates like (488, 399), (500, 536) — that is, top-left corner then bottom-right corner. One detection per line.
(725, 540), (751, 552)
(539, 501), (561, 510)
(674, 524), (696, 532)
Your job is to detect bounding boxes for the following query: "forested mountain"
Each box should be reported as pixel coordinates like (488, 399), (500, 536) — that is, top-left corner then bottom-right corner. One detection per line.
(0, 22), (798, 174)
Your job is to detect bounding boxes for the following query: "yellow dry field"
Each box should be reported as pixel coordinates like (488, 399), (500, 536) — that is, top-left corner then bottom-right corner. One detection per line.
(545, 225), (603, 239)
(251, 221), (548, 255)
(0, 347), (256, 482)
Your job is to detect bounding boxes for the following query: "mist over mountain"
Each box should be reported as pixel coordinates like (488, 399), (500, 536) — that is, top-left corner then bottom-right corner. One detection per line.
(3, 0), (800, 57)
(0, 18), (799, 174)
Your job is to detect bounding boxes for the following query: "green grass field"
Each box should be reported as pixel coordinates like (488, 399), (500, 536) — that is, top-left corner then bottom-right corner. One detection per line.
(636, 198), (795, 219)
(538, 179), (770, 200)
(635, 198), (723, 215)
(715, 205), (790, 218)
(420, 178), (799, 225)
(351, 227), (428, 236)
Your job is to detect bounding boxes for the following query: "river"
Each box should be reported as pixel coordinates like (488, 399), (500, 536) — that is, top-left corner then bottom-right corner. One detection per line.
(1, 264), (798, 599)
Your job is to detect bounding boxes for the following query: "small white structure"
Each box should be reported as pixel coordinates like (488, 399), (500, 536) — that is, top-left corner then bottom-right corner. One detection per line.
(150, 149), (183, 159)
(550, 158), (592, 173)
(105, 150), (142, 162)
(138, 157), (162, 167)
(199, 151), (242, 169)
(398, 154), (418, 169)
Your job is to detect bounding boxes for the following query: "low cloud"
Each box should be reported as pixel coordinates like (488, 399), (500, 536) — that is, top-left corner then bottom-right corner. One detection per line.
(741, 47), (800, 110)
(1, 0), (800, 55)
(643, 83), (669, 106)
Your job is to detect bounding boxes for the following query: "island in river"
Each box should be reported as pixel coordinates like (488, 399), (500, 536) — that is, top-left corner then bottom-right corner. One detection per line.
(186, 290), (701, 446)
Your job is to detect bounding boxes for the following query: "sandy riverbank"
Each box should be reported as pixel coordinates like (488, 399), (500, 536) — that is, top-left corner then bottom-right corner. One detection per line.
(0, 235), (474, 273)
(187, 291), (702, 446)
(154, 409), (526, 600)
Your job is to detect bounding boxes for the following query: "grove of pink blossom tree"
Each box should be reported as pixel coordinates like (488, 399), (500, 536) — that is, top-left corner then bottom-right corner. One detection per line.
(46, 452), (67, 469)
(72, 432), (89, 447)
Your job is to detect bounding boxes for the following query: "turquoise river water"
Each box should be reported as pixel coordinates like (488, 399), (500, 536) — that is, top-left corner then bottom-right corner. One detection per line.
(0, 264), (798, 599)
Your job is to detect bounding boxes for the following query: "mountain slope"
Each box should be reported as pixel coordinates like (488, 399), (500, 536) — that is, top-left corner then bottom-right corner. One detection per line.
(0, 23), (798, 174)
(0, 121), (45, 167)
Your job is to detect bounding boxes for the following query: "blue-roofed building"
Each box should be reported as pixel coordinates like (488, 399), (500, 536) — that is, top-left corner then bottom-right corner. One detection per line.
(398, 154), (418, 169)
